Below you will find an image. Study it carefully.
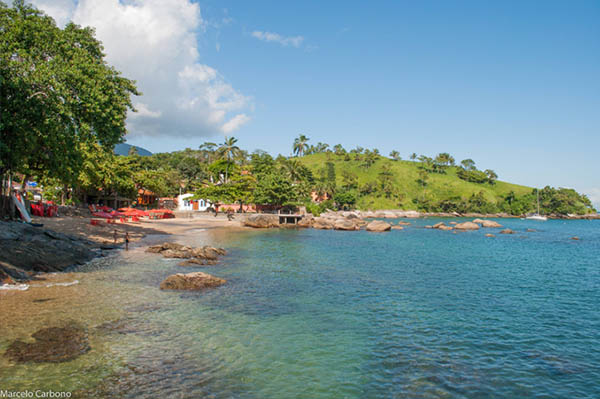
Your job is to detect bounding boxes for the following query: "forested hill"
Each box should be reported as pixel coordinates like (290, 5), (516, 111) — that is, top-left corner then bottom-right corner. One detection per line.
(296, 153), (593, 215)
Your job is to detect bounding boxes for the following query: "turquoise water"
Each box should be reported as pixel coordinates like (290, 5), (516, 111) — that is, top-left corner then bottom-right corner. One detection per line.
(2, 219), (599, 398)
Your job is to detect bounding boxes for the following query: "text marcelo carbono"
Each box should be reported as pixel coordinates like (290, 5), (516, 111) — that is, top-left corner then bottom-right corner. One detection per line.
(0, 391), (71, 398)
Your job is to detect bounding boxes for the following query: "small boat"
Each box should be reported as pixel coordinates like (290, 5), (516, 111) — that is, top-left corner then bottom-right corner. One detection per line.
(526, 190), (547, 221)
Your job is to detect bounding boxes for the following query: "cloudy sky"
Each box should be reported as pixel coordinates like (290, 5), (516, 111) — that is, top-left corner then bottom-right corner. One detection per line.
(13, 1), (600, 206)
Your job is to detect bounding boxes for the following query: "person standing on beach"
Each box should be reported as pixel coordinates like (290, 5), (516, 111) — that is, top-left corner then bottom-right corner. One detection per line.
(125, 232), (130, 251)
(113, 229), (118, 244)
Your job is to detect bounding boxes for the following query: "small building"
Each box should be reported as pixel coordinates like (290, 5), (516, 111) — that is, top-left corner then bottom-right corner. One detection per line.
(177, 193), (212, 211)
(138, 189), (157, 206)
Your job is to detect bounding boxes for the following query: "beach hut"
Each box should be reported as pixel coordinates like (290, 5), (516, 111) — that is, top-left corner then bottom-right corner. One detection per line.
(177, 193), (212, 212)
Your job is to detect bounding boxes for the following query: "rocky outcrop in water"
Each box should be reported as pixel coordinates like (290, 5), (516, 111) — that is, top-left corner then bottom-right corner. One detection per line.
(454, 222), (480, 230)
(146, 242), (226, 265)
(5, 325), (90, 363)
(473, 219), (503, 228)
(333, 219), (360, 231)
(500, 229), (515, 234)
(365, 220), (392, 232)
(0, 221), (97, 282)
(243, 214), (279, 228)
(159, 272), (226, 290)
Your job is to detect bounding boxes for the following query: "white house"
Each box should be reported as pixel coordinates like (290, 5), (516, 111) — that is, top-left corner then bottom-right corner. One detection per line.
(177, 194), (212, 211)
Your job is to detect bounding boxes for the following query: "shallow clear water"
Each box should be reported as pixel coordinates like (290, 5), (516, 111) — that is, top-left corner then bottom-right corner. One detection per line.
(1, 219), (599, 398)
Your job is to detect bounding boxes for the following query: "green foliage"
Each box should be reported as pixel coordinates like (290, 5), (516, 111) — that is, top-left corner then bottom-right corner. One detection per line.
(0, 1), (138, 187)
(194, 175), (254, 205)
(333, 189), (357, 210)
(253, 172), (298, 207)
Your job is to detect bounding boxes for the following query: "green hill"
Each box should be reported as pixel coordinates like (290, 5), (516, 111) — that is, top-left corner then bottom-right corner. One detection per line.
(298, 153), (532, 211)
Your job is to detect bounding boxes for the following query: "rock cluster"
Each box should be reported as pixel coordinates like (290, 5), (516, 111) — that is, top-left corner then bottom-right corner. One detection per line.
(146, 242), (226, 265)
(159, 272), (226, 291)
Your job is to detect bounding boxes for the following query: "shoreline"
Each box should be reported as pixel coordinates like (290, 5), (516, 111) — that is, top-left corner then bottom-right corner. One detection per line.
(0, 214), (250, 286)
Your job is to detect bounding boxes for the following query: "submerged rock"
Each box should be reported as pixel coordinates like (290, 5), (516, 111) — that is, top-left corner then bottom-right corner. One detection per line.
(485, 233), (495, 237)
(500, 229), (515, 234)
(5, 325), (90, 363)
(178, 259), (217, 267)
(437, 225), (453, 231)
(243, 214), (279, 228)
(365, 220), (392, 232)
(391, 225), (404, 230)
(454, 222), (480, 230)
(160, 272), (226, 291)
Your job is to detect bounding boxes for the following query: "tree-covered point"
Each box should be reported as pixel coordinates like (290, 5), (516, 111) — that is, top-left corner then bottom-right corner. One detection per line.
(1, 1), (138, 215)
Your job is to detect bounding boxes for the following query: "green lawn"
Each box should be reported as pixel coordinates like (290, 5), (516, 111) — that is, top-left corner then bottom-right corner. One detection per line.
(298, 153), (532, 210)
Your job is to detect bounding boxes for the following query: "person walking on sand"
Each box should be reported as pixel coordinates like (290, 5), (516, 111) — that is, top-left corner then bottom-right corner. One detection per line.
(113, 229), (118, 244)
(227, 208), (234, 221)
(125, 232), (130, 251)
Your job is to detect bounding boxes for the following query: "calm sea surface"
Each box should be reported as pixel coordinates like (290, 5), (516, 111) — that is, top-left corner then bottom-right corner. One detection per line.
(1, 218), (599, 398)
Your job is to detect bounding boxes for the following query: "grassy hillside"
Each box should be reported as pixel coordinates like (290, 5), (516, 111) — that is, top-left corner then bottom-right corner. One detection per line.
(298, 153), (532, 210)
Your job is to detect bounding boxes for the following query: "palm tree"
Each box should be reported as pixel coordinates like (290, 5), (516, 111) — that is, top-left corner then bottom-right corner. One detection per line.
(293, 134), (310, 157)
(217, 136), (241, 183)
(410, 153), (417, 161)
(281, 158), (303, 183)
(389, 150), (401, 161)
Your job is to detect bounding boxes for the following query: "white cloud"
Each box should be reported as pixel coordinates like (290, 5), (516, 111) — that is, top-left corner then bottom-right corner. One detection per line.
(251, 30), (304, 47)
(28, 0), (251, 138)
(222, 114), (251, 134)
(27, 0), (76, 26)
(585, 188), (600, 210)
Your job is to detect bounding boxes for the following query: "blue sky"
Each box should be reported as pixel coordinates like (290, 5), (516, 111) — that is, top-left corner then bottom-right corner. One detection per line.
(24, 0), (600, 205)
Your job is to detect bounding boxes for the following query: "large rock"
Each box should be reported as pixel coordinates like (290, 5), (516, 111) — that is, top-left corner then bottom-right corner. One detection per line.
(365, 220), (392, 232)
(473, 219), (503, 228)
(333, 219), (359, 231)
(0, 221), (96, 281)
(312, 217), (334, 230)
(243, 214), (279, 228)
(297, 216), (313, 228)
(160, 272), (226, 290)
(454, 222), (480, 230)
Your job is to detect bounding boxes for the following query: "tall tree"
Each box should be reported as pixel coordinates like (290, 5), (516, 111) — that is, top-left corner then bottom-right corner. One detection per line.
(293, 134), (310, 157)
(0, 1), (138, 215)
(217, 136), (240, 183)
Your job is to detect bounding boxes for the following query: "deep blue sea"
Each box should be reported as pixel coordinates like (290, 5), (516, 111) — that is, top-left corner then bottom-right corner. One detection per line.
(1, 218), (599, 398)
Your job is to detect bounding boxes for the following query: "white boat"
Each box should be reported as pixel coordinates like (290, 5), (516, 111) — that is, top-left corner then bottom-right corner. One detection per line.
(526, 190), (547, 221)
(526, 214), (547, 221)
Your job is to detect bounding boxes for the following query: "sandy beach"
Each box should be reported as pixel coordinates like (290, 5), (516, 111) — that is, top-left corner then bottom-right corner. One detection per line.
(34, 213), (250, 245)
